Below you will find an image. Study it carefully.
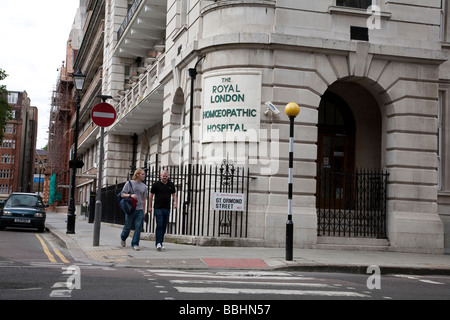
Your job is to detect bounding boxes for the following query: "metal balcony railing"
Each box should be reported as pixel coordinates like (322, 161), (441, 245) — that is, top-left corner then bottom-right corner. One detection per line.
(117, 0), (143, 41)
(115, 52), (165, 120)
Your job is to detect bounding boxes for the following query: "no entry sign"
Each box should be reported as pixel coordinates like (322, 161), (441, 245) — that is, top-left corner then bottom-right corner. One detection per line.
(91, 103), (116, 127)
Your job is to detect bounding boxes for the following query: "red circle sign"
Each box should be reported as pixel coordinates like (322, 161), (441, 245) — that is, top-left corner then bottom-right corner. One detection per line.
(91, 103), (116, 127)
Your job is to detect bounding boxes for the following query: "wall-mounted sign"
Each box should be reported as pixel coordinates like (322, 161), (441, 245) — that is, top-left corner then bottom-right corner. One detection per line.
(213, 192), (245, 211)
(202, 70), (262, 142)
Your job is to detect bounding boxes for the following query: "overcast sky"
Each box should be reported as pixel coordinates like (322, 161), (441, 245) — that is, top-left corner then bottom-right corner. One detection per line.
(0, 0), (80, 149)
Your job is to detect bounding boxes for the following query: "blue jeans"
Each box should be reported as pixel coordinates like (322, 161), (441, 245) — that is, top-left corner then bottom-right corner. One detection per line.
(154, 208), (170, 246)
(121, 209), (144, 247)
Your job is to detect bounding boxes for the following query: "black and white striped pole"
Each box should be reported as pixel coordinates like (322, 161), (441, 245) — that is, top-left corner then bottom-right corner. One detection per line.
(285, 102), (300, 261)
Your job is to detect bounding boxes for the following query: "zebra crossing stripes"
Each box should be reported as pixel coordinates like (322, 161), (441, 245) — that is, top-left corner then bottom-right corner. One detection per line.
(175, 286), (368, 297)
(147, 270), (371, 298)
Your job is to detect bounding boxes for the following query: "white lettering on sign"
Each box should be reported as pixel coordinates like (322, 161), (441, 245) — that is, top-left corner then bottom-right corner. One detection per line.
(214, 192), (245, 211)
(93, 112), (115, 119)
(202, 70), (262, 142)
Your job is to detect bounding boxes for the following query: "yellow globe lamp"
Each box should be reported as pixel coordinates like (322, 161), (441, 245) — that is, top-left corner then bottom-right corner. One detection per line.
(285, 102), (300, 118)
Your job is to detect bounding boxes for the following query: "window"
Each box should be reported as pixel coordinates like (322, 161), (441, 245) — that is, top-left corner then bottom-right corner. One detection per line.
(1, 154), (14, 164)
(1, 154), (10, 164)
(3, 125), (12, 133)
(0, 184), (11, 194)
(1, 140), (12, 149)
(0, 169), (10, 179)
(438, 90), (445, 190)
(3, 124), (14, 134)
(7, 92), (18, 104)
(441, 0), (448, 41)
(336, 0), (374, 9)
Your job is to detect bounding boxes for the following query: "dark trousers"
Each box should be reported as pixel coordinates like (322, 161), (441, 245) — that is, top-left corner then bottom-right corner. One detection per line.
(154, 208), (170, 246)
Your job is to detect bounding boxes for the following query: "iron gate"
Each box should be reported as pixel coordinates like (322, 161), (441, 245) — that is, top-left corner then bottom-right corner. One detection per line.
(316, 167), (389, 238)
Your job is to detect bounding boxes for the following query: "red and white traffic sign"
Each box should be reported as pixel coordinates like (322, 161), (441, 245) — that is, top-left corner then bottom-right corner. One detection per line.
(91, 103), (116, 127)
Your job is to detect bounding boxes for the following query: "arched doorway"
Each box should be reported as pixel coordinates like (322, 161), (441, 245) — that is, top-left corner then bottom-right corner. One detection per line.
(316, 81), (388, 238)
(317, 91), (356, 209)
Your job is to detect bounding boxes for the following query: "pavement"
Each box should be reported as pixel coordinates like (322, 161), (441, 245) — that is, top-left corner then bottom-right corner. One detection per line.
(45, 211), (450, 275)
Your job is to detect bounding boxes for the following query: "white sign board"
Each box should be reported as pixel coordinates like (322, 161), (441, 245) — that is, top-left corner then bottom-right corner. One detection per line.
(202, 70), (262, 142)
(213, 192), (245, 211)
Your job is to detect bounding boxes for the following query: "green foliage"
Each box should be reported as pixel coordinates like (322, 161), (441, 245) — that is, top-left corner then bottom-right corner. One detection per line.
(0, 68), (13, 143)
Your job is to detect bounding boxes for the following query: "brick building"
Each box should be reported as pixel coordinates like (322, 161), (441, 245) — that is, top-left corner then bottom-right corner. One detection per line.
(0, 91), (37, 199)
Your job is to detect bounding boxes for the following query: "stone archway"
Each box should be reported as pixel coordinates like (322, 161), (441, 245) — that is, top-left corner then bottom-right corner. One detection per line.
(316, 79), (387, 238)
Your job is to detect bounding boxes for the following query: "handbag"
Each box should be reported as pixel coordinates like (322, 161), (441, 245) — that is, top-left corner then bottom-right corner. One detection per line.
(117, 181), (137, 214)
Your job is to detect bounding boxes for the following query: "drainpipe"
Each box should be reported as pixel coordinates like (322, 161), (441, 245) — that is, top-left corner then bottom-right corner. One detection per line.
(130, 133), (138, 179)
(184, 55), (205, 234)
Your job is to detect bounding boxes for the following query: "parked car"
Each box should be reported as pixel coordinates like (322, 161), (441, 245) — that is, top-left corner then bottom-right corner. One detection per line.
(0, 193), (48, 232)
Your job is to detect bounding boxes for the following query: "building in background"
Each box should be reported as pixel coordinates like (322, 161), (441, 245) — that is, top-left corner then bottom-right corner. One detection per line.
(0, 91), (37, 199)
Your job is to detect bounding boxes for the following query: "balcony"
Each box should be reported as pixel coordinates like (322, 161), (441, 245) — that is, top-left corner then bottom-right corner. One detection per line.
(108, 52), (165, 136)
(109, 0), (167, 136)
(201, 0), (276, 13)
(115, 0), (167, 59)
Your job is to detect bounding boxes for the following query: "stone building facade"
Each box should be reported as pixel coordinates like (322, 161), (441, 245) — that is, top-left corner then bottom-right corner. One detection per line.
(69, 0), (450, 253)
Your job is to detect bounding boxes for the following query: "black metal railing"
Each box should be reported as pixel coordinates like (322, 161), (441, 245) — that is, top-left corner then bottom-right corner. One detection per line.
(316, 167), (389, 238)
(100, 182), (126, 226)
(117, 0), (143, 41)
(100, 162), (250, 238)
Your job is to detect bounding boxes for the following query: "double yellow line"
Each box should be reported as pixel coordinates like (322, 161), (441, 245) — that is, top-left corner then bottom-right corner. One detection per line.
(35, 234), (70, 264)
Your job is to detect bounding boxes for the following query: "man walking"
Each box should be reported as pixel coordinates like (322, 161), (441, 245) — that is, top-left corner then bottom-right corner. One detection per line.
(149, 170), (177, 251)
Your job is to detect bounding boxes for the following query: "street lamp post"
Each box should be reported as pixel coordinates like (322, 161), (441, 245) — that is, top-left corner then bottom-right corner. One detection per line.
(285, 102), (300, 261)
(67, 70), (86, 234)
(93, 94), (114, 247)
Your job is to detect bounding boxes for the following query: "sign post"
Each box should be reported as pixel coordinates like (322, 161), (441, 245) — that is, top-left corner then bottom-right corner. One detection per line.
(92, 97), (115, 246)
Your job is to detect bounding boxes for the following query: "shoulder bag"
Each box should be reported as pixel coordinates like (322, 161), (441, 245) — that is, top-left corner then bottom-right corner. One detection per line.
(117, 180), (137, 214)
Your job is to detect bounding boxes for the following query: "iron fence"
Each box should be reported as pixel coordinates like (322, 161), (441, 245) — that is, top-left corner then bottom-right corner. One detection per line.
(316, 167), (389, 238)
(99, 161), (250, 238)
(100, 182), (126, 226)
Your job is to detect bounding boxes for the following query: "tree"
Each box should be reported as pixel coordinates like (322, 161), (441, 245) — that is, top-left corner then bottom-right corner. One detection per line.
(0, 68), (13, 143)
